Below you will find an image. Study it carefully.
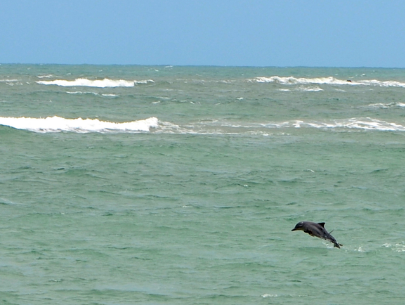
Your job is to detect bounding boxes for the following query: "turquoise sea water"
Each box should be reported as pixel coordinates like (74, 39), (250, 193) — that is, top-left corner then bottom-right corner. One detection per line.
(1, 65), (405, 304)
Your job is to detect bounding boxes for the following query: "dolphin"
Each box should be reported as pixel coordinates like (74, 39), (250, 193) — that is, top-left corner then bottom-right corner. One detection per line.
(292, 221), (342, 248)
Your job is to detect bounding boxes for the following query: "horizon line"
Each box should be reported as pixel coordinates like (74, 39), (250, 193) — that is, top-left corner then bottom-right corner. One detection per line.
(1, 63), (405, 69)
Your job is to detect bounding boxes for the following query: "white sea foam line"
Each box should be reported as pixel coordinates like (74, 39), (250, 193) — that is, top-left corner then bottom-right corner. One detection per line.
(290, 118), (405, 131)
(101, 94), (119, 97)
(160, 118), (405, 135)
(37, 74), (54, 79)
(383, 243), (405, 252)
(158, 118), (405, 134)
(366, 102), (405, 109)
(215, 118), (405, 132)
(278, 86), (323, 92)
(0, 79), (19, 82)
(261, 294), (278, 298)
(66, 91), (98, 95)
(252, 76), (405, 88)
(0, 116), (158, 133)
(298, 86), (323, 92)
(37, 78), (154, 88)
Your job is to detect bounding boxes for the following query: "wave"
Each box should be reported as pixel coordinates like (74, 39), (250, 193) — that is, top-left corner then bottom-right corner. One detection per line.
(66, 91), (98, 96)
(1, 116), (403, 135)
(0, 116), (158, 133)
(0, 79), (22, 86)
(383, 242), (405, 252)
(252, 76), (405, 88)
(278, 86), (323, 92)
(66, 91), (119, 97)
(157, 117), (405, 135)
(37, 74), (54, 79)
(36, 78), (154, 88)
(0, 79), (19, 82)
(274, 118), (405, 131)
(366, 102), (405, 109)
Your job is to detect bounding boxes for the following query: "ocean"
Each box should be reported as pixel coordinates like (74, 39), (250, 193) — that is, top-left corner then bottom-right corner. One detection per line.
(1, 64), (405, 304)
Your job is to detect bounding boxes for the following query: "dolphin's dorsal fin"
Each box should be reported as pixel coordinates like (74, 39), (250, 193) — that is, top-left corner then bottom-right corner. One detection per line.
(318, 222), (325, 227)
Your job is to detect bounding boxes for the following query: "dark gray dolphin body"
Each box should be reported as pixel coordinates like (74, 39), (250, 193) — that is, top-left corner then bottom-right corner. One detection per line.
(292, 221), (342, 248)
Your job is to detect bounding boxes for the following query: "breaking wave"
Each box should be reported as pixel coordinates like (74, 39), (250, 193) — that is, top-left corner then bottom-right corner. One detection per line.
(272, 118), (405, 131)
(157, 117), (405, 135)
(2, 116), (404, 135)
(252, 76), (405, 88)
(37, 78), (154, 88)
(0, 116), (158, 133)
(366, 102), (405, 109)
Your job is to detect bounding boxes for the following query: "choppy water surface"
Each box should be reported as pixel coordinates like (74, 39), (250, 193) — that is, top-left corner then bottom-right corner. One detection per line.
(1, 65), (405, 304)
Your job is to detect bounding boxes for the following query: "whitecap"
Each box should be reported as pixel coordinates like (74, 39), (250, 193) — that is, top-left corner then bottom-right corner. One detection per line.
(254, 76), (350, 85)
(0, 116), (158, 133)
(252, 76), (405, 88)
(101, 93), (119, 97)
(297, 86), (323, 92)
(0, 79), (19, 82)
(66, 91), (98, 96)
(37, 74), (54, 79)
(262, 294), (278, 298)
(157, 118), (405, 135)
(290, 118), (405, 131)
(383, 242), (405, 252)
(37, 78), (154, 88)
(366, 102), (405, 109)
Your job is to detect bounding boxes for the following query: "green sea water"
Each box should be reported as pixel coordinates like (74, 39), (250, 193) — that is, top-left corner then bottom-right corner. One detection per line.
(1, 65), (405, 304)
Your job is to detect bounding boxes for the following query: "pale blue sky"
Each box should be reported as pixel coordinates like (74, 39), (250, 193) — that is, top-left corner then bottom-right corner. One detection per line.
(1, 0), (405, 67)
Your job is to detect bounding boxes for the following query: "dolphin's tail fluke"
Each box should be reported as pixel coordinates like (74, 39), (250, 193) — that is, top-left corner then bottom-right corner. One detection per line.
(333, 242), (343, 248)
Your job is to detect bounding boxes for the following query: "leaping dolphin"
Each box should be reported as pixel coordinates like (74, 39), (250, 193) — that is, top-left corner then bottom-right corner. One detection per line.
(292, 221), (342, 248)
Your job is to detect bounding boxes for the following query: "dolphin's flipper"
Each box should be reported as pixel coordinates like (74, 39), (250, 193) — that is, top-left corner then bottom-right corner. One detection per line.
(304, 229), (316, 237)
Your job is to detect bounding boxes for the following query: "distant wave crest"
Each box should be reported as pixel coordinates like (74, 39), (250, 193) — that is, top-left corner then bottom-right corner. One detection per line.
(2, 116), (403, 135)
(0, 116), (158, 133)
(37, 78), (154, 88)
(275, 117), (405, 131)
(253, 76), (405, 88)
(157, 117), (405, 135)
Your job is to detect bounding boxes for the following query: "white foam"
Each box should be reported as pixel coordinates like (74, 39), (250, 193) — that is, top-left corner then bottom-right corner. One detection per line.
(0, 116), (158, 133)
(359, 79), (405, 88)
(65, 91), (118, 97)
(278, 86), (323, 92)
(283, 118), (405, 131)
(101, 93), (119, 97)
(2, 116), (403, 135)
(37, 74), (54, 79)
(192, 117), (405, 134)
(262, 294), (278, 298)
(253, 76), (405, 88)
(383, 243), (405, 252)
(0, 79), (22, 86)
(367, 102), (405, 109)
(0, 79), (19, 82)
(156, 117), (405, 136)
(254, 76), (350, 85)
(66, 91), (98, 96)
(37, 78), (154, 88)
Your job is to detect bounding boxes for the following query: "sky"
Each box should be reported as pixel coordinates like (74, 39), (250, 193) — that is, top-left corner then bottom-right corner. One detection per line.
(1, 0), (405, 67)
